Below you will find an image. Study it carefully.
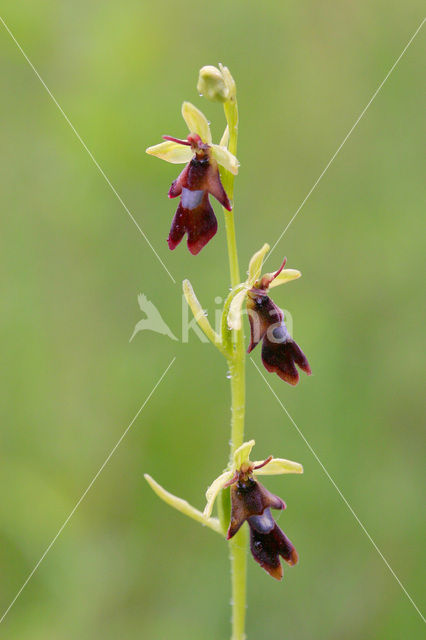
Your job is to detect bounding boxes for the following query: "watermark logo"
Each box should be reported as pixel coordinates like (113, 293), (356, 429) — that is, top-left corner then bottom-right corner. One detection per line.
(130, 293), (294, 343)
(130, 294), (178, 342)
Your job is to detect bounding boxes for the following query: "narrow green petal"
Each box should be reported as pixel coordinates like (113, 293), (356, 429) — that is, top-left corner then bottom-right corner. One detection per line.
(181, 101), (212, 144)
(210, 144), (239, 175)
(144, 474), (222, 534)
(253, 458), (303, 475)
(220, 125), (229, 148)
(248, 243), (270, 284)
(267, 269), (302, 288)
(203, 470), (234, 519)
(146, 141), (193, 164)
(233, 440), (256, 470)
(227, 287), (248, 331)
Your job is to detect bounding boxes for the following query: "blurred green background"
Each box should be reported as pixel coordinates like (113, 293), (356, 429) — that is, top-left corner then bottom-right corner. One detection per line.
(0, 1), (424, 638)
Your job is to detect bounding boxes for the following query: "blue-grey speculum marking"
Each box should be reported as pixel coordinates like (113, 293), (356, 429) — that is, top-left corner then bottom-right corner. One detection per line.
(181, 188), (204, 210)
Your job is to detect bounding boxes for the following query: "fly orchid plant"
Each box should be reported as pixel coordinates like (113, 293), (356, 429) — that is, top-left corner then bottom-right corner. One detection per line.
(144, 64), (311, 640)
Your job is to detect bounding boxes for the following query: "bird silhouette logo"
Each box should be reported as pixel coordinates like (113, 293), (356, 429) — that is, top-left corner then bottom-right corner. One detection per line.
(129, 294), (178, 342)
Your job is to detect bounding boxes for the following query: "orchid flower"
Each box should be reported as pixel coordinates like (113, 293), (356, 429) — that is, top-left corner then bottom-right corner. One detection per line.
(204, 439), (302, 580)
(146, 102), (239, 254)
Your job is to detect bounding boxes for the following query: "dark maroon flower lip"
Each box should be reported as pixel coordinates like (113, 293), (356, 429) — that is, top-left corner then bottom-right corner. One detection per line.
(227, 476), (286, 540)
(249, 516), (298, 580)
(168, 191), (217, 256)
(262, 335), (311, 385)
(246, 282), (311, 385)
(225, 465), (298, 580)
(164, 136), (231, 254)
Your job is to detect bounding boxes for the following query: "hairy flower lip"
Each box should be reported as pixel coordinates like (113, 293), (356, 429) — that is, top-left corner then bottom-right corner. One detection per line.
(261, 336), (312, 385)
(245, 259), (312, 385)
(166, 146), (231, 252)
(225, 465), (298, 580)
(226, 470), (286, 540)
(168, 191), (218, 255)
(250, 520), (298, 580)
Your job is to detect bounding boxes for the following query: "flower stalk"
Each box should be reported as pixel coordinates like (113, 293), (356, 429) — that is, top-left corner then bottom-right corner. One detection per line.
(144, 63), (310, 640)
(219, 74), (249, 640)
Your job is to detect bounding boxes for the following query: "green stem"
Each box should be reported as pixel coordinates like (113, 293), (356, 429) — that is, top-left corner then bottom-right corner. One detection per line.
(222, 94), (247, 640)
(230, 526), (248, 640)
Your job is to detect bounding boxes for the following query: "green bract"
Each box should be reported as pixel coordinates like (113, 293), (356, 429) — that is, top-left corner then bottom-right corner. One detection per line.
(144, 474), (222, 534)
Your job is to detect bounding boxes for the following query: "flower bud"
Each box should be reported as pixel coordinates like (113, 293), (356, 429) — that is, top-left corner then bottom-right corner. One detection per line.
(197, 65), (229, 103)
